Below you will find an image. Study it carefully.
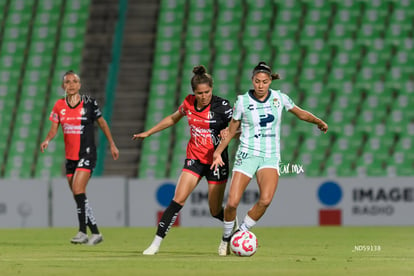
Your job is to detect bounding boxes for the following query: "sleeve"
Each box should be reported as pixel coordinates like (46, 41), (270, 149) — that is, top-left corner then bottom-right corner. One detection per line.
(178, 96), (189, 116)
(49, 101), (60, 123)
(232, 95), (243, 121)
(281, 93), (295, 111)
(222, 99), (233, 122)
(92, 98), (103, 120)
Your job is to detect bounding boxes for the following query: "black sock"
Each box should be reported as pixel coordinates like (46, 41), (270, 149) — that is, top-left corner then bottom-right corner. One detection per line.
(156, 200), (182, 238)
(74, 194), (100, 234)
(74, 194), (87, 233)
(212, 207), (224, 221)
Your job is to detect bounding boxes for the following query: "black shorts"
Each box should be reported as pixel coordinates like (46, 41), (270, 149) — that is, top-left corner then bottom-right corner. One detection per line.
(65, 157), (96, 176)
(183, 159), (228, 185)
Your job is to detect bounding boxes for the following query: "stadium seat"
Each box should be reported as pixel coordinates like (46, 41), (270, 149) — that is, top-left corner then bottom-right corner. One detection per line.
(140, 0), (414, 178)
(214, 0), (242, 43)
(31, 0), (90, 178)
(169, 122), (190, 179)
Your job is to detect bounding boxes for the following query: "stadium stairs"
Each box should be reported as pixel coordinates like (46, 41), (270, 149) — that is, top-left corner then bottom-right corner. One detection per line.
(100, 0), (159, 177)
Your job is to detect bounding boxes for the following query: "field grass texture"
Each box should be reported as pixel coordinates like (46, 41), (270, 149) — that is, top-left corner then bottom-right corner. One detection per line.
(0, 226), (413, 276)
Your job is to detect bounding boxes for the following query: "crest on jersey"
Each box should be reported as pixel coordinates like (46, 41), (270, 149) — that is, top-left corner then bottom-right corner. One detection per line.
(273, 98), (280, 108)
(81, 108), (86, 115)
(207, 111), (214, 120)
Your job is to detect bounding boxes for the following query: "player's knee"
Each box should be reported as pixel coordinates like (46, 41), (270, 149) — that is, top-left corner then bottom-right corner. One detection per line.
(258, 197), (273, 208)
(225, 201), (238, 212)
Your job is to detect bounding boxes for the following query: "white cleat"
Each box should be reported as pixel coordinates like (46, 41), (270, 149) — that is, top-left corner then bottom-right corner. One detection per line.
(87, 234), (103, 245)
(143, 244), (160, 255)
(218, 240), (230, 256)
(70, 232), (88, 244)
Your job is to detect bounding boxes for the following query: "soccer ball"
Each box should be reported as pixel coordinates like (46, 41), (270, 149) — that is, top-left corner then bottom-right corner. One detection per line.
(230, 230), (258, 257)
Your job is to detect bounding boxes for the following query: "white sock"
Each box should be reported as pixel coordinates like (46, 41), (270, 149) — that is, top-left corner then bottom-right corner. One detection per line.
(151, 235), (163, 247)
(239, 215), (256, 231)
(223, 220), (235, 239)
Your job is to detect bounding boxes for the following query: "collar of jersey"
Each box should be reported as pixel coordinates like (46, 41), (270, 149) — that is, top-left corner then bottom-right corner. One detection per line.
(248, 89), (271, 103)
(194, 96), (213, 112)
(65, 96), (82, 109)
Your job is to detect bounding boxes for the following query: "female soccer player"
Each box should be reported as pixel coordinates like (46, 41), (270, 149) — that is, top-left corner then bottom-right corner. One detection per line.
(211, 61), (328, 256)
(40, 70), (119, 245)
(133, 65), (233, 255)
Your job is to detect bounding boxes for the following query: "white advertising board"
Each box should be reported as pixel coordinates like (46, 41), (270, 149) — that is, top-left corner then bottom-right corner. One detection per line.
(0, 179), (48, 228)
(128, 179), (174, 227)
(51, 177), (126, 227)
(127, 177), (319, 227)
(0, 176), (413, 228)
(128, 177), (414, 227)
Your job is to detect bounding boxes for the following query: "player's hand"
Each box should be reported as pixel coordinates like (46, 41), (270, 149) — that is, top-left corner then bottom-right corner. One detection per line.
(210, 151), (224, 172)
(110, 143), (119, 160)
(40, 141), (49, 152)
(318, 120), (328, 133)
(132, 131), (150, 140)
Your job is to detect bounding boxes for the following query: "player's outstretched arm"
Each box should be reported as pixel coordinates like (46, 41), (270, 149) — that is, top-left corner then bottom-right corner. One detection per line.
(210, 118), (241, 171)
(97, 117), (119, 160)
(289, 106), (328, 133)
(40, 122), (59, 152)
(132, 110), (184, 140)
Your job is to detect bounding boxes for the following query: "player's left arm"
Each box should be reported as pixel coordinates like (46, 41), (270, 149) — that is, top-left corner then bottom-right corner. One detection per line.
(289, 106), (328, 133)
(96, 117), (119, 160)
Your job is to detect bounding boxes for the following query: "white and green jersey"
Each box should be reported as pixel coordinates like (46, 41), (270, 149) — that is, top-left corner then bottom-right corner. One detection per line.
(233, 89), (295, 159)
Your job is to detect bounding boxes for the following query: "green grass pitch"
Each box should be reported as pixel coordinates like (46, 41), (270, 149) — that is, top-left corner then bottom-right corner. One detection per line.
(0, 226), (413, 275)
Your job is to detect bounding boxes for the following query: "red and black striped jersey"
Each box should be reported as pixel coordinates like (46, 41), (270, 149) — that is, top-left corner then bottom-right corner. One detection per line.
(179, 95), (233, 164)
(49, 95), (102, 160)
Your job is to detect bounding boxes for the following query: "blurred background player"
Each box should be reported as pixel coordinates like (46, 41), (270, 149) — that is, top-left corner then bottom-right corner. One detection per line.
(133, 65), (233, 255)
(40, 70), (119, 245)
(211, 62), (328, 256)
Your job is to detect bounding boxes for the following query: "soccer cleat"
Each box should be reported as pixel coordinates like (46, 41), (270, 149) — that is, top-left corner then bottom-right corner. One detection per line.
(70, 232), (88, 244)
(87, 234), (103, 245)
(143, 244), (160, 255)
(218, 239), (230, 256)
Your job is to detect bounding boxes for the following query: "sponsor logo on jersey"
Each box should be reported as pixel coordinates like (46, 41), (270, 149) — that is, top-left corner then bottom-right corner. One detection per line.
(248, 104), (270, 110)
(259, 114), (275, 127)
(191, 126), (214, 146)
(62, 124), (85, 134)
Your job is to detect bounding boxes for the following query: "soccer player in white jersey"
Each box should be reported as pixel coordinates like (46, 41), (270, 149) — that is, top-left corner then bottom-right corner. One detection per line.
(211, 61), (328, 256)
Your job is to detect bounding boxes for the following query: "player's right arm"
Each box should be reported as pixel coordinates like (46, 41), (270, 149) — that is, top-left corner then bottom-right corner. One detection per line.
(132, 110), (184, 140)
(211, 118), (241, 171)
(40, 121), (59, 152)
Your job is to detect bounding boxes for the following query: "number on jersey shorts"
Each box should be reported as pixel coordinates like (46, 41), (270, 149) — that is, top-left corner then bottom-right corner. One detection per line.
(65, 158), (96, 175)
(183, 159), (228, 184)
(232, 150), (280, 178)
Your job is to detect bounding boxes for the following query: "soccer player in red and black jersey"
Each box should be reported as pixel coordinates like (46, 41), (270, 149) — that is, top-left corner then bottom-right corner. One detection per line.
(40, 70), (119, 245)
(133, 65), (233, 255)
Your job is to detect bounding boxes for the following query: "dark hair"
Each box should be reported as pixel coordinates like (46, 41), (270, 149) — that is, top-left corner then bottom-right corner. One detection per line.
(191, 65), (213, 91)
(252, 61), (280, 80)
(62, 70), (80, 81)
